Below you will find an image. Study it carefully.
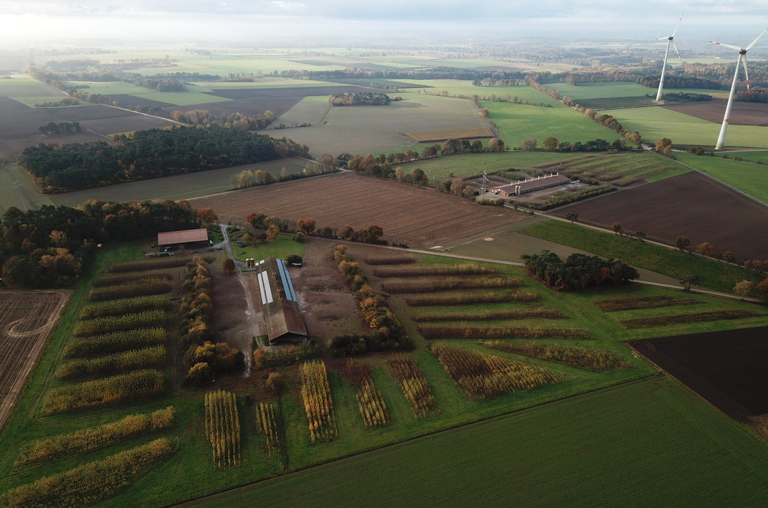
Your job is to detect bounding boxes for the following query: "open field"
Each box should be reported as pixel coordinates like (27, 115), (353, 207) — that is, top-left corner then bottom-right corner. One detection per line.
(0, 164), (53, 210)
(712, 150), (768, 163)
(0, 291), (69, 433)
(519, 219), (765, 293)
(46, 157), (311, 207)
(631, 327), (768, 421)
(676, 153), (768, 205)
(405, 127), (494, 143)
(194, 173), (527, 248)
(256, 95), (492, 155)
(398, 79), (563, 106)
(184, 376), (768, 508)
(663, 99), (768, 126)
(548, 81), (655, 101)
(273, 96), (330, 126)
(550, 171), (768, 262)
(604, 107), (768, 148)
(486, 100), (622, 148)
(538, 150), (690, 185)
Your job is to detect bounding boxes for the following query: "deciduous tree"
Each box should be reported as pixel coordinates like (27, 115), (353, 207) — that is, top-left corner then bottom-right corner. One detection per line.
(695, 242), (714, 256)
(734, 280), (754, 300)
(222, 258), (235, 274)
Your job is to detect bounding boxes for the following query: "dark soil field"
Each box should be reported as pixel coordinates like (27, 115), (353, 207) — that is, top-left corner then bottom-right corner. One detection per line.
(663, 99), (768, 126)
(630, 327), (768, 421)
(551, 171), (768, 261)
(193, 173), (527, 248)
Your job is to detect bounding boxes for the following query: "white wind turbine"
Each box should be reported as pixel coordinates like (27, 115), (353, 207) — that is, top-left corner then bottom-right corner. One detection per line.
(710, 28), (768, 150)
(654, 13), (684, 101)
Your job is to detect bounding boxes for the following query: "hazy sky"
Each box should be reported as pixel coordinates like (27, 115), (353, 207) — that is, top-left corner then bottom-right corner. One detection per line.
(0, 0), (766, 46)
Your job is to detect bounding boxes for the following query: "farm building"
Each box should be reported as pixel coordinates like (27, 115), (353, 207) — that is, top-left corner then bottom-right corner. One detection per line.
(493, 173), (571, 196)
(157, 229), (209, 249)
(255, 257), (307, 345)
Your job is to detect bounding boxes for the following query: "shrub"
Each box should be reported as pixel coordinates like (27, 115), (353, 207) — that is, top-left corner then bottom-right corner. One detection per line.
(41, 370), (165, 415)
(285, 254), (303, 266)
(56, 346), (167, 379)
(186, 362), (213, 386)
(293, 232), (306, 243)
(0, 439), (177, 508)
(64, 328), (166, 358)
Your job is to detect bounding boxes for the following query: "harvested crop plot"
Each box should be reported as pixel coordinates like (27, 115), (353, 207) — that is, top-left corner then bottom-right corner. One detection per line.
(630, 327), (768, 419)
(675, 153), (768, 205)
(387, 357), (439, 418)
(0, 291), (69, 432)
(430, 343), (564, 400)
(194, 173), (527, 248)
(663, 99), (768, 126)
(404, 127), (494, 143)
(594, 295), (701, 312)
(620, 310), (764, 329)
(551, 171), (768, 261)
(547, 151), (690, 185)
(483, 341), (632, 372)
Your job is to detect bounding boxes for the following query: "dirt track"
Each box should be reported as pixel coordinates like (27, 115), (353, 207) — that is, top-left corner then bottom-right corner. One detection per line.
(193, 173), (528, 249)
(0, 290), (69, 434)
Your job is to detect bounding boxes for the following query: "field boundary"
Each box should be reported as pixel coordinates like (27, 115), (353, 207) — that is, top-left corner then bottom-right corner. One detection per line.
(166, 373), (658, 507)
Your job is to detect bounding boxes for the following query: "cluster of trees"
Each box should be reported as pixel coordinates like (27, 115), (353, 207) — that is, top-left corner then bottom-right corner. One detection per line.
(34, 97), (80, 108)
(231, 161), (339, 190)
(170, 109), (276, 130)
(329, 245), (411, 357)
(663, 92), (713, 102)
(522, 251), (639, 290)
(279, 66), (528, 83)
(21, 125), (308, 192)
(0, 200), (201, 288)
(328, 92), (390, 106)
(38, 122), (82, 136)
(735, 89), (768, 103)
(133, 78), (186, 92)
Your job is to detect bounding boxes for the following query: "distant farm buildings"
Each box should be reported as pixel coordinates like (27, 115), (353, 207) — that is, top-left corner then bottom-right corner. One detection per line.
(492, 173), (571, 196)
(255, 257), (307, 345)
(157, 229), (209, 249)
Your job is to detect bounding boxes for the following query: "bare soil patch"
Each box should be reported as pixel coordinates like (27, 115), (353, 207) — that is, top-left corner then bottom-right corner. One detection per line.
(629, 326), (768, 421)
(165, 96), (302, 120)
(551, 171), (768, 261)
(662, 99), (768, 126)
(0, 290), (69, 433)
(194, 173), (527, 248)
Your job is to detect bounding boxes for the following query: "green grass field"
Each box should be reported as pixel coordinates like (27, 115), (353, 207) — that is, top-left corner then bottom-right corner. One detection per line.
(227, 231), (306, 262)
(0, 164), (53, 210)
(486, 100), (622, 148)
(548, 81), (654, 100)
(185, 376), (768, 508)
(715, 150), (768, 163)
(518, 219), (765, 293)
(604, 107), (768, 149)
(397, 79), (563, 107)
(676, 153), (768, 204)
(0, 76), (46, 86)
(274, 96), (330, 126)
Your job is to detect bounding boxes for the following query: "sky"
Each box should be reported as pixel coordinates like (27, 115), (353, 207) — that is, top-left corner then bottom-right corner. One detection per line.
(0, 0), (766, 46)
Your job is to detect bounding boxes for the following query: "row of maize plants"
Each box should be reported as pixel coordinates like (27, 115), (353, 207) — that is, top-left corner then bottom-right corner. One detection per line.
(205, 390), (241, 469)
(345, 361), (390, 428)
(300, 360), (338, 444)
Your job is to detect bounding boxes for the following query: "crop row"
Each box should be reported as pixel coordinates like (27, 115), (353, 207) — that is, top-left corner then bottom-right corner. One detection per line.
(89, 279), (172, 301)
(593, 295), (702, 312)
(372, 263), (500, 278)
(0, 438), (177, 508)
(364, 256), (418, 266)
(109, 254), (214, 272)
(300, 360), (338, 444)
(431, 344), (565, 400)
(64, 328), (167, 358)
(255, 402), (280, 457)
(412, 309), (567, 322)
(41, 370), (165, 415)
(92, 272), (173, 288)
(205, 390), (241, 469)
(80, 295), (172, 320)
(620, 310), (764, 329)
(405, 291), (539, 307)
(419, 325), (591, 339)
(56, 346), (167, 380)
(482, 341), (632, 372)
(387, 357), (439, 418)
(15, 407), (175, 468)
(382, 277), (522, 294)
(345, 361), (390, 429)
(74, 309), (167, 337)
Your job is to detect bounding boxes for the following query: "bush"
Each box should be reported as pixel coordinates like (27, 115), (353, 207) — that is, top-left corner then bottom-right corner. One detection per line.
(293, 232), (306, 243)
(285, 254), (303, 266)
(186, 362), (213, 386)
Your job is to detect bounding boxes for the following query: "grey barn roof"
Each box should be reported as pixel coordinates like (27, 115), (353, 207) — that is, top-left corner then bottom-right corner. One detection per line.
(255, 257), (307, 344)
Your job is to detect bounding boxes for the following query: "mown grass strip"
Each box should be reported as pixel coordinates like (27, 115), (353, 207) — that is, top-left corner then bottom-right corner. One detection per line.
(620, 310), (764, 329)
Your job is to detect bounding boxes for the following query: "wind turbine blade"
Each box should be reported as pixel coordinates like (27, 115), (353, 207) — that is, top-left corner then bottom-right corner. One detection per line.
(708, 41), (742, 52)
(672, 13), (684, 37)
(742, 55), (750, 92)
(745, 28), (768, 51)
(672, 41), (683, 64)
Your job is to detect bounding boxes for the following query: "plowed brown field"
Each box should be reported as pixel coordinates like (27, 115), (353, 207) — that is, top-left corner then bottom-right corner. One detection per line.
(0, 291), (69, 433)
(663, 99), (768, 126)
(552, 171), (768, 261)
(193, 173), (526, 248)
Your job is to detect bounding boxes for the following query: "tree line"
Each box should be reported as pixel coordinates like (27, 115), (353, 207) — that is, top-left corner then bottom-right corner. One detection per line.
(522, 251), (639, 290)
(1, 199), (202, 288)
(20, 125), (309, 193)
(170, 109), (276, 130)
(328, 92), (390, 106)
(39, 122), (82, 135)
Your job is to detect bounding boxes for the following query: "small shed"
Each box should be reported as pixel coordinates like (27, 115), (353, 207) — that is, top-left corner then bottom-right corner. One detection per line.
(255, 257), (307, 344)
(157, 229), (209, 249)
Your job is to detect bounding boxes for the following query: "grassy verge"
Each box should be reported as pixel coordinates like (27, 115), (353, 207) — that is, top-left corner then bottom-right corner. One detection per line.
(518, 219), (764, 293)
(676, 153), (768, 204)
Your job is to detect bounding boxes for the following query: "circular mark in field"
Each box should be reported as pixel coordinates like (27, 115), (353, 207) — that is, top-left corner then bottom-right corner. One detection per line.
(484, 237), (494, 242)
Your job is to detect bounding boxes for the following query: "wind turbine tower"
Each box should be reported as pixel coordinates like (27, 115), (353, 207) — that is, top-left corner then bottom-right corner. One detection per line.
(654, 14), (684, 102)
(710, 29), (768, 150)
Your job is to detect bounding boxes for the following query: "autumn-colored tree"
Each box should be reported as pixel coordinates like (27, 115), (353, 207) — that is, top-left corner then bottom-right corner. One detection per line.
(410, 168), (428, 186)
(734, 280), (754, 301)
(543, 136), (559, 152)
(49, 230), (67, 247)
(341, 224), (354, 240)
(186, 362), (213, 386)
(756, 277), (768, 301)
(395, 167), (404, 181)
(450, 179), (464, 196)
(695, 242), (714, 256)
(222, 258), (235, 274)
(266, 224), (279, 241)
(297, 217), (316, 235)
(612, 222), (622, 235)
(655, 138), (672, 152)
(675, 236), (691, 252)
(722, 251), (735, 263)
(266, 372), (285, 397)
(521, 137), (537, 151)
(197, 208), (218, 226)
